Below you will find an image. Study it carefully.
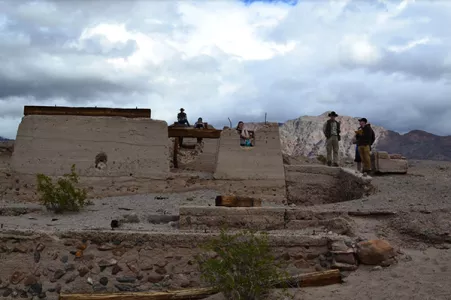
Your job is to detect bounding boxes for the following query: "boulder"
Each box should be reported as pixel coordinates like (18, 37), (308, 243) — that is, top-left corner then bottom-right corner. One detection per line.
(356, 239), (396, 265)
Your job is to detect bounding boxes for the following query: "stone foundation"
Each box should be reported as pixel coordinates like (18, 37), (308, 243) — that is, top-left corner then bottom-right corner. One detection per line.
(0, 230), (339, 299)
(372, 151), (408, 174)
(285, 165), (373, 205)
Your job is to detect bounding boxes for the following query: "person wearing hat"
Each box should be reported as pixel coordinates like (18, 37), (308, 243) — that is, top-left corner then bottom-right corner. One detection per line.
(177, 108), (190, 126)
(356, 117), (376, 173)
(322, 111), (341, 167)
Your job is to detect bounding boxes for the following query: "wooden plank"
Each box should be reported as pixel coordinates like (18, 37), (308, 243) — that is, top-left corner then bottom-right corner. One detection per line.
(168, 128), (221, 139)
(24, 106), (151, 118)
(215, 195), (262, 207)
(59, 270), (342, 300)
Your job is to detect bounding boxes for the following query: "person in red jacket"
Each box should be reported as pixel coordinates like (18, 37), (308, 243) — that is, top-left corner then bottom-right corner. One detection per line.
(356, 118), (376, 173)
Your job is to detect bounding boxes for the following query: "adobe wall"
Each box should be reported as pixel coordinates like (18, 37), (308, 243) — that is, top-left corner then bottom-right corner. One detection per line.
(11, 115), (169, 179)
(285, 165), (373, 205)
(214, 123), (285, 181)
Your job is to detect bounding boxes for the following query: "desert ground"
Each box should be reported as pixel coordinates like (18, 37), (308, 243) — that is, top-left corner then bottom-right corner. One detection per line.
(1, 156), (451, 300)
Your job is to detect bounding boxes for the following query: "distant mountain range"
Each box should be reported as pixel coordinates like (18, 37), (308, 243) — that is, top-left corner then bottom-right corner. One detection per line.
(280, 112), (451, 161)
(0, 137), (10, 141)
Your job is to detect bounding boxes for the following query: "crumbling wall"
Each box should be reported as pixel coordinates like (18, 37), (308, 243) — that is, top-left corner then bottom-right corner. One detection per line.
(0, 230), (332, 298)
(285, 165), (373, 205)
(11, 115), (169, 179)
(214, 123), (285, 184)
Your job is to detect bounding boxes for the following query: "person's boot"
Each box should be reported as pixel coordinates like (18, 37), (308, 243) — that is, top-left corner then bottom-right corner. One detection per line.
(327, 161), (332, 166)
(332, 162), (339, 167)
(356, 162), (362, 172)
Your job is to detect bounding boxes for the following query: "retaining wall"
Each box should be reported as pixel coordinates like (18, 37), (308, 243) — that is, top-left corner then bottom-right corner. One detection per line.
(11, 115), (169, 179)
(0, 230), (336, 298)
(285, 165), (373, 205)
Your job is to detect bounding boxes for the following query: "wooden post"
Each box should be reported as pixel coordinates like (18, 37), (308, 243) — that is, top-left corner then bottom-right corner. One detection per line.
(173, 138), (179, 169)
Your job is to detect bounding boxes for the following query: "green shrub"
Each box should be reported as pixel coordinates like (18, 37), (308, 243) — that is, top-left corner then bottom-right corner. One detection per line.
(197, 229), (290, 300)
(36, 164), (88, 213)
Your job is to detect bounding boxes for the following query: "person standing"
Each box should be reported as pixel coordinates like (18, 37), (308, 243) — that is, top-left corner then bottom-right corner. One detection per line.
(352, 126), (362, 172)
(356, 118), (375, 173)
(323, 111), (341, 167)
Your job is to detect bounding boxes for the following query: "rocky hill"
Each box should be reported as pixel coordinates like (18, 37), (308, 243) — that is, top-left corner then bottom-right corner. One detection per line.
(279, 112), (451, 161)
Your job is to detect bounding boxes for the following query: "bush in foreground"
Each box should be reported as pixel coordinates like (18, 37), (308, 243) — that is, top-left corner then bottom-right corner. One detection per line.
(36, 164), (88, 213)
(197, 229), (291, 300)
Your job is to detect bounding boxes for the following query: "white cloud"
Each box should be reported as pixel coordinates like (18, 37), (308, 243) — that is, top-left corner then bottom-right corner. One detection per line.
(0, 0), (451, 139)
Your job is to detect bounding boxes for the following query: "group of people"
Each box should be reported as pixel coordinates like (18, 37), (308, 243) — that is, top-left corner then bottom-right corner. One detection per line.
(176, 108), (205, 129)
(323, 111), (375, 173)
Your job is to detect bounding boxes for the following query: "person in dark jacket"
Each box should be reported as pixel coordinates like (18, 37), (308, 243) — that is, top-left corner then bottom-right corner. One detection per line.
(177, 108), (190, 126)
(352, 126), (362, 172)
(356, 118), (375, 173)
(322, 111), (341, 166)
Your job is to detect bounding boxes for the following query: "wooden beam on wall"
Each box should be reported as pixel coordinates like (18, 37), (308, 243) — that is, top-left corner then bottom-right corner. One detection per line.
(168, 128), (222, 139)
(24, 106), (151, 119)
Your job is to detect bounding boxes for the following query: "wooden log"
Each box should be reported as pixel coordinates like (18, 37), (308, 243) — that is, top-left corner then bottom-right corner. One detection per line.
(59, 287), (217, 300)
(59, 270), (342, 300)
(24, 106), (151, 118)
(277, 269), (342, 288)
(215, 195), (262, 207)
(168, 128), (221, 139)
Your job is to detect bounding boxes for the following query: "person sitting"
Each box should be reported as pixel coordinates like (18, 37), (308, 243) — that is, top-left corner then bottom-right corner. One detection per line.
(236, 121), (253, 147)
(177, 108), (190, 126)
(194, 118), (205, 129)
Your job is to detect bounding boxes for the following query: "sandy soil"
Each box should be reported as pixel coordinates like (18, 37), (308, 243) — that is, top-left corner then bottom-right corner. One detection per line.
(1, 159), (451, 299)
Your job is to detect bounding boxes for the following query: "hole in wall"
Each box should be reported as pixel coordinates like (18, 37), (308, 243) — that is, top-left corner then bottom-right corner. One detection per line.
(95, 152), (108, 170)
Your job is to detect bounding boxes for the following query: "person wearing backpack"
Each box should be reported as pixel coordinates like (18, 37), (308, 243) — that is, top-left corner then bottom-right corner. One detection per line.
(356, 118), (376, 174)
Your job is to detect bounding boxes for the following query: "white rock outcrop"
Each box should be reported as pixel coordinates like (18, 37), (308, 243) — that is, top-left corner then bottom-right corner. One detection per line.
(280, 112), (389, 159)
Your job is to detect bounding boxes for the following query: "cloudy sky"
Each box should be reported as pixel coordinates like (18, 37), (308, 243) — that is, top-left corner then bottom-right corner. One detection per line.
(1, 0), (450, 139)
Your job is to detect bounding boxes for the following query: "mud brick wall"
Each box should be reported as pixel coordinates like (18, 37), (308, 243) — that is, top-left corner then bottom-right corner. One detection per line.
(11, 115), (169, 179)
(285, 165), (373, 205)
(0, 230), (334, 299)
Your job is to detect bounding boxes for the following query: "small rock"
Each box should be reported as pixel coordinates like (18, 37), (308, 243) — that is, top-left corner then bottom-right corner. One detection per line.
(176, 274), (190, 288)
(147, 272), (164, 283)
(99, 277), (109, 286)
(34, 251), (41, 263)
(3, 288), (12, 297)
(112, 265), (123, 275)
(78, 266), (89, 277)
(154, 266), (167, 275)
(38, 292), (47, 299)
(331, 240), (349, 252)
(112, 248), (126, 257)
(92, 284), (107, 292)
(24, 275), (37, 286)
(87, 277), (94, 285)
(10, 271), (25, 285)
(115, 284), (139, 292)
(331, 261), (358, 271)
(60, 255), (69, 263)
(65, 273), (78, 284)
(326, 217), (353, 235)
(29, 283), (43, 295)
(19, 290), (28, 298)
(65, 263), (76, 272)
(357, 240), (396, 265)
(116, 276), (137, 283)
(333, 252), (357, 265)
(97, 244), (115, 251)
(380, 257), (397, 267)
(51, 269), (65, 282)
(372, 266), (383, 271)
(98, 258), (118, 267)
(126, 260), (140, 275)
